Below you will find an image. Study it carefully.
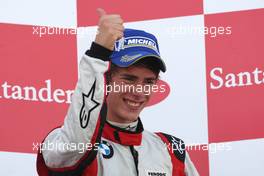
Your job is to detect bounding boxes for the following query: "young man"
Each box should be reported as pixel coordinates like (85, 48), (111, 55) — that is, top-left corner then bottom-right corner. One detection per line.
(37, 9), (199, 176)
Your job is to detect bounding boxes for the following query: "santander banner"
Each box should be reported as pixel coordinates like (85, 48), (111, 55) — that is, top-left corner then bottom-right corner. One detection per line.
(0, 80), (74, 104)
(210, 67), (264, 89)
(205, 9), (264, 143)
(0, 23), (77, 153)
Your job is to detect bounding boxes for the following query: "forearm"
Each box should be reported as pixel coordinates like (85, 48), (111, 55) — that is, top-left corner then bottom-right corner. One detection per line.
(41, 43), (112, 168)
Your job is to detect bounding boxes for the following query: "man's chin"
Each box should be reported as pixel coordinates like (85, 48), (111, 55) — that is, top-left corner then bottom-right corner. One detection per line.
(120, 112), (139, 122)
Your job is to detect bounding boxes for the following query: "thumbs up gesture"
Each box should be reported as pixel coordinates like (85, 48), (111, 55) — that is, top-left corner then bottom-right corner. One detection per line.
(95, 8), (124, 50)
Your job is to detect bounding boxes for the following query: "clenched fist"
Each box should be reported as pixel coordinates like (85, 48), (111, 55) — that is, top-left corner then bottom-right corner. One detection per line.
(95, 8), (124, 50)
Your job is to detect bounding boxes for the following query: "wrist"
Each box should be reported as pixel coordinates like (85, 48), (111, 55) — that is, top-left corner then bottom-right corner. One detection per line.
(85, 42), (112, 61)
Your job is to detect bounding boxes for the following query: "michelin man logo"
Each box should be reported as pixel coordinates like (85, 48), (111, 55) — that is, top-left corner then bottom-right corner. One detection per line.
(115, 37), (125, 51)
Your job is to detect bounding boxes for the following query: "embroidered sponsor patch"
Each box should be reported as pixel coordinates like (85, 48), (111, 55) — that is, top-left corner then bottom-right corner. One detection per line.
(114, 36), (159, 54)
(120, 54), (142, 62)
(99, 140), (114, 159)
(146, 170), (168, 176)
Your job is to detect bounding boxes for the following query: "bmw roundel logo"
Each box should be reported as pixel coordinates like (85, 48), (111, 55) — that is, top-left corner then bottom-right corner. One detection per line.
(99, 140), (114, 159)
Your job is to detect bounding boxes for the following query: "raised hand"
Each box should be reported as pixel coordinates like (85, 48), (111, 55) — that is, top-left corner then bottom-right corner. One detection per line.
(95, 8), (124, 50)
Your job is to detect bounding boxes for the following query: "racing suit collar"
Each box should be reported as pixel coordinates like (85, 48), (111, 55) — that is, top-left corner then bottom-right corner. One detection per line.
(102, 118), (144, 146)
(107, 119), (138, 132)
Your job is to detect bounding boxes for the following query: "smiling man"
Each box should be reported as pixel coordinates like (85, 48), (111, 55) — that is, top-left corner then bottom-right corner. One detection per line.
(36, 9), (199, 176)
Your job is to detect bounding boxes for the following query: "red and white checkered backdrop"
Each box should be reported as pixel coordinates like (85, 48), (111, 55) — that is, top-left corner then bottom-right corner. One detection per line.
(1, 1), (264, 175)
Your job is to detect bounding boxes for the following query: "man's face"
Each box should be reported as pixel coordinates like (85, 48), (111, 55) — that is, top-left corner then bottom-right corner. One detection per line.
(106, 65), (158, 123)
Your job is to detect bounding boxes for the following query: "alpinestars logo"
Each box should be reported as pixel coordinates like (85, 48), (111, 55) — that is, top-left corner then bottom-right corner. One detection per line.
(79, 80), (100, 128)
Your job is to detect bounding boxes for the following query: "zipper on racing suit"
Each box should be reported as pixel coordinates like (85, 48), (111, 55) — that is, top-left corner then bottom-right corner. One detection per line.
(129, 146), (139, 176)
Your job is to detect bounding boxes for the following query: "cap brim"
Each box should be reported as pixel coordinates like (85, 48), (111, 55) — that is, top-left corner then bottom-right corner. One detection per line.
(111, 52), (166, 72)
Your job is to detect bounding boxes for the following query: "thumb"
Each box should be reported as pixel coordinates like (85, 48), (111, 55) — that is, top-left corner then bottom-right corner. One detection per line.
(97, 8), (106, 17)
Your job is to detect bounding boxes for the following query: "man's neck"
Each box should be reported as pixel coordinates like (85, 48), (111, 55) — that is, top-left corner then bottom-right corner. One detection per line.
(107, 119), (138, 132)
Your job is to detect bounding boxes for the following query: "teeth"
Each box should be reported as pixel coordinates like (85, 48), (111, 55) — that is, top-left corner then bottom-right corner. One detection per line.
(126, 100), (140, 107)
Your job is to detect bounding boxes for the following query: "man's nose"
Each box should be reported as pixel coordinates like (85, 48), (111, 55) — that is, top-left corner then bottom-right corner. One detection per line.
(131, 84), (150, 97)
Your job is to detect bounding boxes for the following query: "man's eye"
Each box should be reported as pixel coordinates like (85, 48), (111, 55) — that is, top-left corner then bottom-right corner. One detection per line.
(122, 77), (135, 83)
(124, 77), (133, 81)
(145, 80), (156, 85)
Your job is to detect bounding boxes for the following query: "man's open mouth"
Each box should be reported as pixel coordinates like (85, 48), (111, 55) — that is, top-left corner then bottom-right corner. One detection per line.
(123, 98), (144, 109)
